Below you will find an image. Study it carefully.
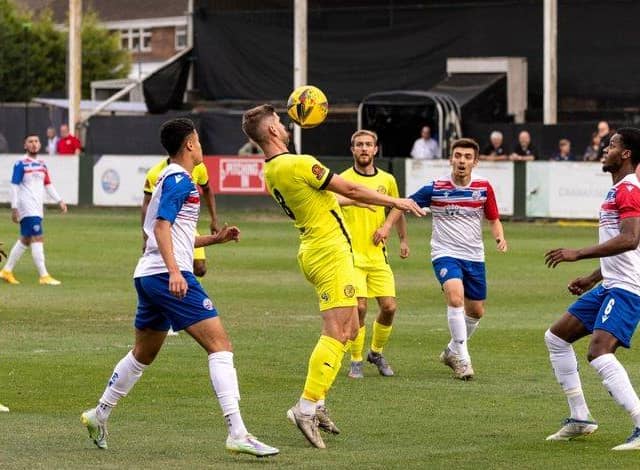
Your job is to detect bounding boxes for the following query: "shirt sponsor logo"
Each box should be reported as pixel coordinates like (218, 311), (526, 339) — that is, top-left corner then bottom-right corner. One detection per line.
(312, 164), (326, 180)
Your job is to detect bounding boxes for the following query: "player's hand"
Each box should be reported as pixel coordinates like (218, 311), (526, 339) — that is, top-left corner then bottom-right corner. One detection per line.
(11, 209), (18, 224)
(399, 240), (410, 259)
(0, 243), (6, 261)
(210, 221), (219, 235)
(211, 223), (240, 244)
(545, 248), (580, 268)
(496, 238), (508, 253)
(168, 271), (188, 299)
(373, 226), (390, 245)
(393, 198), (426, 217)
(567, 276), (598, 296)
(59, 201), (67, 214)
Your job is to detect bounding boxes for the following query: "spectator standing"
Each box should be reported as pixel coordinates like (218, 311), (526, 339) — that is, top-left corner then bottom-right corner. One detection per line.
(510, 131), (537, 161)
(551, 139), (575, 161)
(410, 125), (440, 159)
(45, 127), (59, 156)
(596, 120), (615, 160)
(56, 124), (82, 155)
(583, 132), (601, 161)
(480, 131), (508, 161)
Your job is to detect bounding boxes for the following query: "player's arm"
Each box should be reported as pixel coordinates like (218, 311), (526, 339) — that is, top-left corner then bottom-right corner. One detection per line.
(326, 174), (424, 217)
(374, 183), (433, 245)
(43, 170), (66, 213)
(394, 213), (410, 258)
(545, 216), (640, 268)
(334, 194), (375, 211)
(195, 223), (240, 247)
(154, 219), (187, 299)
(141, 192), (152, 249)
(199, 181), (220, 234)
(568, 268), (602, 296)
(488, 219), (507, 252)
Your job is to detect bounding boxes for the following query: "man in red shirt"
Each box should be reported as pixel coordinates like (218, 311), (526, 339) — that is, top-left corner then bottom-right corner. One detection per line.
(56, 124), (82, 155)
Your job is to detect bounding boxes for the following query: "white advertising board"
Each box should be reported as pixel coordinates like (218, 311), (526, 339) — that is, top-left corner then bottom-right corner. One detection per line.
(405, 159), (514, 216)
(0, 154), (79, 205)
(93, 155), (164, 206)
(526, 161), (610, 219)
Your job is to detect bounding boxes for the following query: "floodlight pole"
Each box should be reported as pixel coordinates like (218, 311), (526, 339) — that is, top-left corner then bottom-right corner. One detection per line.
(293, 0), (307, 153)
(543, 0), (557, 124)
(68, 0), (82, 136)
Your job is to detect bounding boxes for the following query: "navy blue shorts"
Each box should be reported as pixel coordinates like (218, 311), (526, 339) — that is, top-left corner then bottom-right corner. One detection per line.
(20, 216), (43, 237)
(432, 256), (487, 301)
(568, 285), (640, 348)
(134, 271), (218, 332)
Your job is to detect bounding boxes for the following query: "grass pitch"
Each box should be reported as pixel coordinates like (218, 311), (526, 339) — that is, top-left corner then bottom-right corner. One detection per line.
(1, 207), (639, 469)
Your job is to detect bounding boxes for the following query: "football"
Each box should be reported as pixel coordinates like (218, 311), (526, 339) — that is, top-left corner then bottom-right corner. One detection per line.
(287, 85), (329, 128)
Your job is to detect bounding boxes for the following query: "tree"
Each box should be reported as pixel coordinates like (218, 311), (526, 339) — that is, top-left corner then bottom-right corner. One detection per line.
(0, 0), (130, 102)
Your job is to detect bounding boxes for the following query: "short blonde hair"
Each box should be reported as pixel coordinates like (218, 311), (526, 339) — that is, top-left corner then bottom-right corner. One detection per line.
(350, 129), (378, 146)
(242, 104), (275, 145)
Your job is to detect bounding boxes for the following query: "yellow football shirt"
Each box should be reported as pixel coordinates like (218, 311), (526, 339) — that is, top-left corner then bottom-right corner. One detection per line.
(143, 158), (209, 194)
(340, 166), (399, 267)
(264, 153), (351, 250)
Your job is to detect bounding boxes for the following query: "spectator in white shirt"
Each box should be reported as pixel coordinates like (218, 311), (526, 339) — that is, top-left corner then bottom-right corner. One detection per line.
(46, 127), (59, 156)
(410, 125), (440, 159)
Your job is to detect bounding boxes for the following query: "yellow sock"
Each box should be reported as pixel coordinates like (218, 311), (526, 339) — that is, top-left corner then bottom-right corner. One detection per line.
(302, 335), (345, 402)
(350, 326), (366, 361)
(371, 321), (393, 354)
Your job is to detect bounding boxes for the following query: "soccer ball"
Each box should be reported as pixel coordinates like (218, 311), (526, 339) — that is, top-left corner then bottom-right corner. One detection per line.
(287, 85), (328, 128)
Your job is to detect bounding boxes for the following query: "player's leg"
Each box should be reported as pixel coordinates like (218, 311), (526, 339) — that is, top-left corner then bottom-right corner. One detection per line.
(586, 289), (640, 450)
(181, 276), (277, 457)
(29, 230), (60, 285)
(0, 221), (33, 284)
(545, 288), (599, 441)
(81, 277), (168, 449)
(348, 297), (367, 378)
(366, 264), (397, 376)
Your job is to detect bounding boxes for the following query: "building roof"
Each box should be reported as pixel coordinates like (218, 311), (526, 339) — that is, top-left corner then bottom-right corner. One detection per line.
(15, 0), (189, 22)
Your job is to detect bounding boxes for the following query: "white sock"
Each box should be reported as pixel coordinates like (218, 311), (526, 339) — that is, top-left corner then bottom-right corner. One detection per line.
(4, 240), (27, 272)
(544, 329), (591, 420)
(30, 242), (48, 277)
(208, 351), (248, 439)
(590, 353), (640, 427)
(446, 306), (469, 362)
(316, 399), (325, 409)
(465, 314), (480, 339)
(97, 351), (146, 420)
(298, 398), (316, 415)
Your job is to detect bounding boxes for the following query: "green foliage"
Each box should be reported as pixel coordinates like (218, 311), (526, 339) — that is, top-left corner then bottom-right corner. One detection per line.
(0, 0), (130, 101)
(2, 209), (640, 468)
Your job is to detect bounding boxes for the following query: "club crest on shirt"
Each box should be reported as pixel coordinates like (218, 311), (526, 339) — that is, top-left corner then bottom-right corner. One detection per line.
(439, 268), (448, 278)
(377, 185), (387, 194)
(344, 285), (355, 298)
(472, 190), (481, 200)
(311, 164), (326, 181)
(202, 298), (214, 310)
(320, 292), (330, 302)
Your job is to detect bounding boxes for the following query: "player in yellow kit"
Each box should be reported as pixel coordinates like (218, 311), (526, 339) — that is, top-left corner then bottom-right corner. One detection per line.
(340, 130), (409, 379)
(242, 104), (424, 449)
(142, 157), (219, 277)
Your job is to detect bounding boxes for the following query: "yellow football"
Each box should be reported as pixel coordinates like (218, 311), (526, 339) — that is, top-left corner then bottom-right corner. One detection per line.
(287, 85), (329, 128)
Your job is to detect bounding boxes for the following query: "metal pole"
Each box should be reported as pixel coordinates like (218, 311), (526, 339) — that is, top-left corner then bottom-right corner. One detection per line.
(68, 0), (82, 135)
(543, 0), (557, 124)
(293, 0), (307, 153)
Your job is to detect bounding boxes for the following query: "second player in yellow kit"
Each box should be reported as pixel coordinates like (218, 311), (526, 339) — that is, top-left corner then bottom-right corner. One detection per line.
(242, 104), (424, 449)
(340, 130), (409, 378)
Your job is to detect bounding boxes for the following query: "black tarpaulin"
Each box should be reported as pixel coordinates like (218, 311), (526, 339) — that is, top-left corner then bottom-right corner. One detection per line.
(143, 49), (193, 114)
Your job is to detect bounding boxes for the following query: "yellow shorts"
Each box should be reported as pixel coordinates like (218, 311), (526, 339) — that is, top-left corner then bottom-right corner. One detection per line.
(193, 230), (206, 261)
(354, 264), (396, 298)
(298, 244), (357, 311)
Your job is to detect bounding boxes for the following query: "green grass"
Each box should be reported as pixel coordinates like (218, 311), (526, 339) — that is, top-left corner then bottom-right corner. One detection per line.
(1, 207), (639, 469)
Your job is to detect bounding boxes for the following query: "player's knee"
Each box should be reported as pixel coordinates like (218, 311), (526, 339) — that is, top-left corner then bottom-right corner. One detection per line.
(587, 339), (613, 362)
(193, 263), (207, 277)
(447, 296), (464, 308)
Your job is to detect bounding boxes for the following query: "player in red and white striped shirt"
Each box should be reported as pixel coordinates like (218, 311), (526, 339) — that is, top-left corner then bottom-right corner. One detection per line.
(377, 138), (507, 380)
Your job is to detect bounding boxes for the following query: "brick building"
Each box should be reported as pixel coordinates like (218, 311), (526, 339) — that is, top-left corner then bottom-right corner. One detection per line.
(15, 0), (190, 78)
